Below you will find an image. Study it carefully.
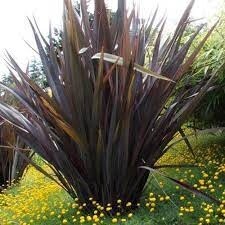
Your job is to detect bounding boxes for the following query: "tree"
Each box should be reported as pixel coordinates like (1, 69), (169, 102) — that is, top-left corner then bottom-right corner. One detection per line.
(29, 59), (48, 88)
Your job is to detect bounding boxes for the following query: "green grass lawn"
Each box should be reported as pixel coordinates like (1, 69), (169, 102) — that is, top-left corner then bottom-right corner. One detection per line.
(1, 133), (225, 225)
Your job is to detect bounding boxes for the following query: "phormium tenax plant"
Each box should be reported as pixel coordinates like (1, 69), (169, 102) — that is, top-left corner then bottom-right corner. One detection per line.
(0, 0), (223, 215)
(0, 93), (32, 189)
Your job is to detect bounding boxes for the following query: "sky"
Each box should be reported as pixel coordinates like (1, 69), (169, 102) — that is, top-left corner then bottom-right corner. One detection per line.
(0, 0), (223, 75)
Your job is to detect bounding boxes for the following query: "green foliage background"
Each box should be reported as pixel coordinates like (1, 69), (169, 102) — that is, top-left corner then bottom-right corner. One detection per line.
(187, 13), (225, 128)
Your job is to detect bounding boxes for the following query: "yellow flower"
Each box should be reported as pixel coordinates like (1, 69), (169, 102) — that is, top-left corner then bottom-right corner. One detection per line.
(62, 219), (68, 224)
(149, 197), (156, 202)
(87, 216), (92, 221)
(165, 196), (170, 200)
(151, 203), (155, 207)
(112, 218), (118, 223)
(199, 180), (204, 185)
(126, 202), (132, 207)
(94, 217), (99, 222)
(222, 209), (225, 215)
(180, 196), (185, 200)
(128, 213), (133, 218)
(93, 215), (98, 220)
(208, 208), (213, 213)
(80, 217), (85, 223)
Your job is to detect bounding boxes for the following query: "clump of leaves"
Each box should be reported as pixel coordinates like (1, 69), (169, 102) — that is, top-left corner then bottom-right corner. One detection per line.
(0, 0), (221, 213)
(0, 93), (32, 189)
